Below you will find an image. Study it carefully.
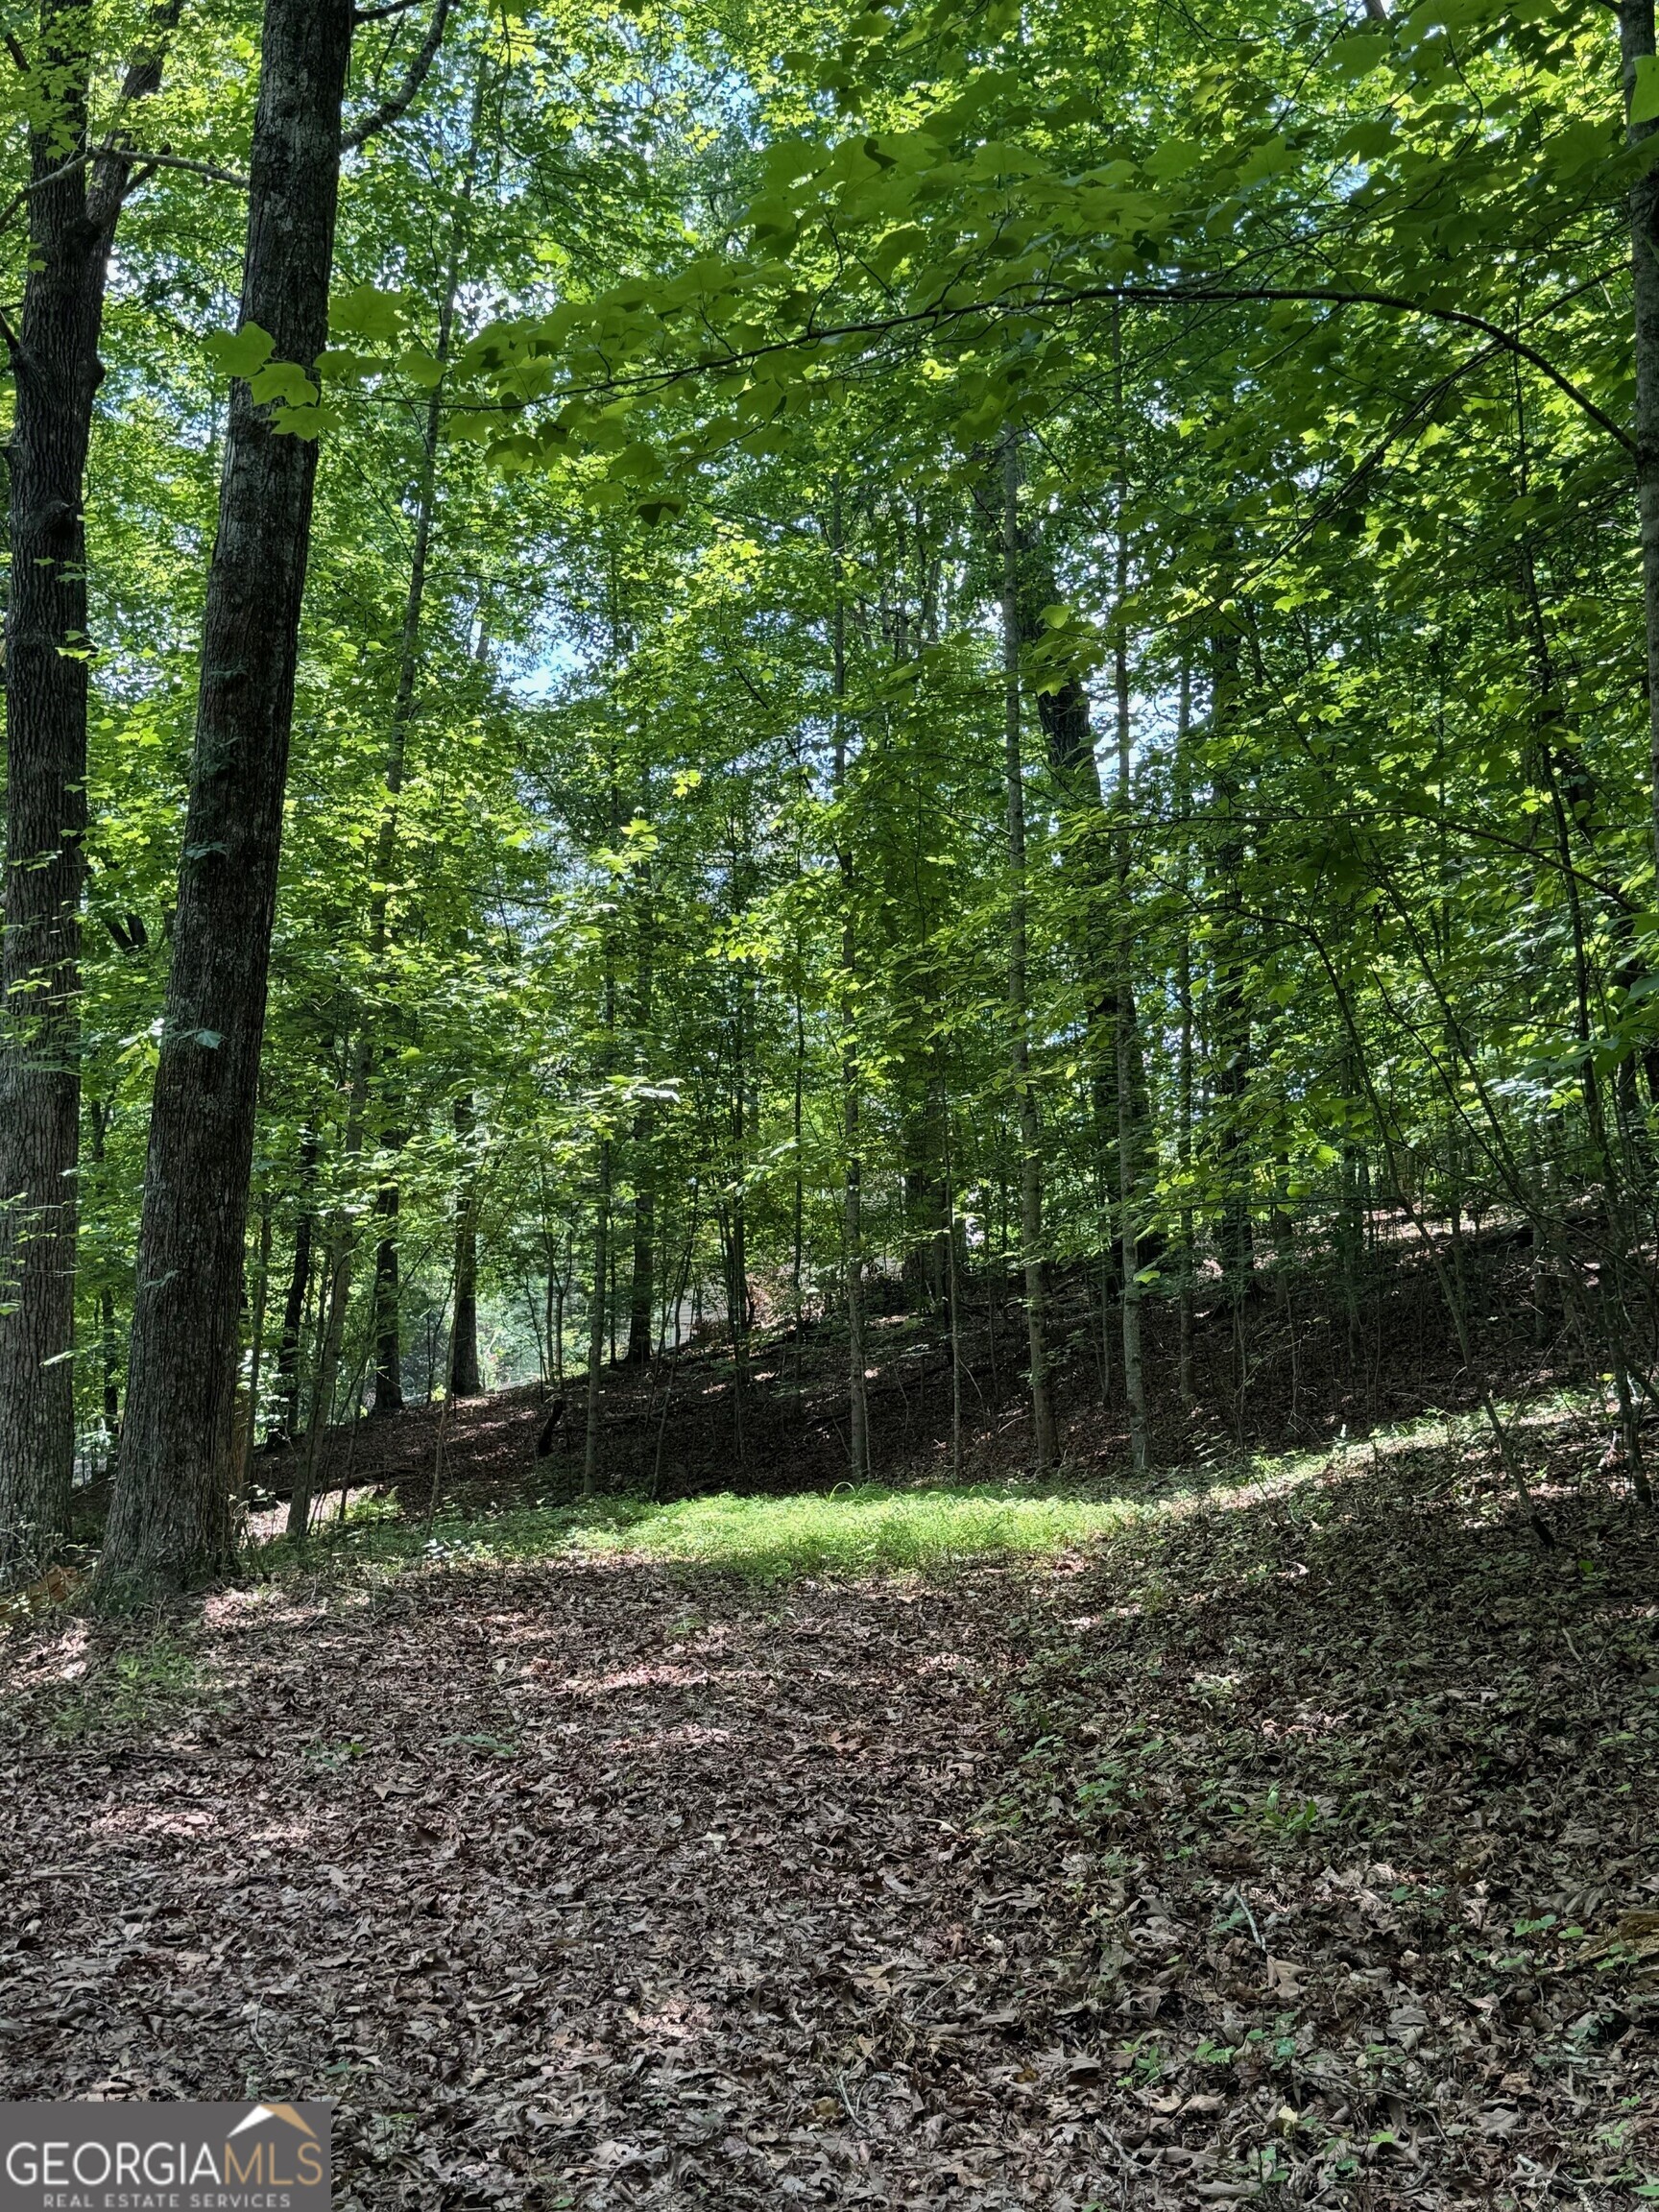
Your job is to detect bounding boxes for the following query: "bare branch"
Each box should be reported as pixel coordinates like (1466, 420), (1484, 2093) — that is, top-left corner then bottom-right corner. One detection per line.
(342, 0), (452, 153)
(121, 149), (249, 190)
(0, 143), (249, 244)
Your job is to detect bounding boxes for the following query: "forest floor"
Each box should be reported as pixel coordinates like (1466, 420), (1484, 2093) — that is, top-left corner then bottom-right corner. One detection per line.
(4, 1403), (1658, 2209)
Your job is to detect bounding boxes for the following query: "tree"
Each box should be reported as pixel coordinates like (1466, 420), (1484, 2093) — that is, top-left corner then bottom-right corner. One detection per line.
(94, 0), (358, 1603)
(0, 0), (183, 1571)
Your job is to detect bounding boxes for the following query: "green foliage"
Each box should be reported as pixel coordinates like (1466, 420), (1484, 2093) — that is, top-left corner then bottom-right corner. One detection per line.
(3, 0), (1653, 1499)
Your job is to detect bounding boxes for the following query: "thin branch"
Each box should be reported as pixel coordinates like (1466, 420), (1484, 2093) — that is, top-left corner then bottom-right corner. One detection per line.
(1142, 287), (1629, 452)
(86, 0), (186, 228)
(342, 0), (452, 153)
(121, 149), (249, 190)
(539, 271), (1633, 455)
(0, 143), (247, 244)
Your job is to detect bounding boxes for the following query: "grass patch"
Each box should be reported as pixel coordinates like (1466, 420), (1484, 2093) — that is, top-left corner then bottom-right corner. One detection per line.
(268, 1479), (1147, 1584)
(570, 1483), (1140, 1577)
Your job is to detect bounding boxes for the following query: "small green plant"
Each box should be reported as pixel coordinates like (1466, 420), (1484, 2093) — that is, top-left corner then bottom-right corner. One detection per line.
(48, 1636), (213, 1741)
(302, 1738), (368, 1767)
(1235, 1785), (1326, 1838)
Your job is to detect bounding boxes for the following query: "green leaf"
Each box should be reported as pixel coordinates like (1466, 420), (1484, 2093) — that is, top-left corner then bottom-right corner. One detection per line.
(268, 400), (342, 441)
(1144, 138), (1201, 181)
(1634, 54), (1659, 126)
(397, 347), (445, 391)
(248, 360), (320, 410)
(329, 282), (406, 343)
(204, 323), (276, 381)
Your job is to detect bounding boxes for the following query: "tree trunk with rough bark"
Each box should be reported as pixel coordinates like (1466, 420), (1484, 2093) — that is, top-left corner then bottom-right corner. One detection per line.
(95, 0), (354, 1605)
(0, 1), (181, 1575)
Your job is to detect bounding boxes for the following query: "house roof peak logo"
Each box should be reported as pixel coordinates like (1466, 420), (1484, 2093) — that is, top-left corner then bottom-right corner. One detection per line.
(228, 2102), (319, 2141)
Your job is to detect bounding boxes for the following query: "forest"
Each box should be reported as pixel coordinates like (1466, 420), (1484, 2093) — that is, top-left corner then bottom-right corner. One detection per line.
(2, 0), (1658, 2203)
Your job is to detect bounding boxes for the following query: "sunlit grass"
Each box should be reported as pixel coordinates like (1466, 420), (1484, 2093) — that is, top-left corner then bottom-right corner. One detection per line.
(272, 1479), (1152, 1584)
(570, 1483), (1142, 1577)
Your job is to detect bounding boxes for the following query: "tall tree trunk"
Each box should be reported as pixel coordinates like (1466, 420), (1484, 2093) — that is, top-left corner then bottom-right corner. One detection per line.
(274, 1128), (320, 1444)
(945, 1091), (964, 1479)
(831, 490), (871, 1475)
(95, 0), (355, 1604)
(584, 1176), (611, 1494)
(584, 950), (616, 1493)
(791, 973), (805, 1388)
(626, 1105), (656, 1362)
(100, 1286), (120, 1450)
(448, 1094), (481, 1399)
(354, 84), (477, 1410)
(0, 0), (181, 1575)
(1211, 629), (1255, 1303)
(726, 980), (752, 1469)
(1110, 358), (1150, 1475)
(1173, 668), (1198, 1414)
(85, 1097), (121, 1454)
(625, 852), (657, 1367)
(372, 1165), (404, 1414)
(289, 1045), (377, 1541)
(1000, 436), (1056, 1473)
(239, 1199), (273, 1509)
(999, 486), (1153, 1278)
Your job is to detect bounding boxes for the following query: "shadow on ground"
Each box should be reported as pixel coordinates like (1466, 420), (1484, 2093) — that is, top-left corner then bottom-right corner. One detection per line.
(2, 1410), (1655, 2208)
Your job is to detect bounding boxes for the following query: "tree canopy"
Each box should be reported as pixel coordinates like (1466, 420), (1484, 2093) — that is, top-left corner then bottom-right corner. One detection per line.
(3, 0), (1658, 1587)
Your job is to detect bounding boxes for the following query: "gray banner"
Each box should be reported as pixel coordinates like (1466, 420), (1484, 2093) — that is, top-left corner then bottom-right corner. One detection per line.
(0, 2103), (331, 2212)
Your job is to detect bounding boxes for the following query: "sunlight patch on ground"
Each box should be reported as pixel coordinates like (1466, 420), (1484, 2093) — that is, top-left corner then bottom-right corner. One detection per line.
(564, 1484), (1141, 1578)
(228, 1402), (1590, 1591)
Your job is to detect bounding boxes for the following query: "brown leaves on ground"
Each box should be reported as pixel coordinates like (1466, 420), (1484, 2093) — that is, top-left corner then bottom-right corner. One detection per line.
(986, 1427), (1659, 2206)
(1, 1414), (1656, 2209)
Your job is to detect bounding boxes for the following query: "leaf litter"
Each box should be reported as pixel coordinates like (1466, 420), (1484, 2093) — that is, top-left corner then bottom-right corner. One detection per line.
(1, 1409), (1656, 2208)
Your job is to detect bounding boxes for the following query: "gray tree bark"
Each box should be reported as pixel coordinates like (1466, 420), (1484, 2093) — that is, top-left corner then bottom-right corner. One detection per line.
(95, 0), (355, 1604)
(0, 1), (182, 1575)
